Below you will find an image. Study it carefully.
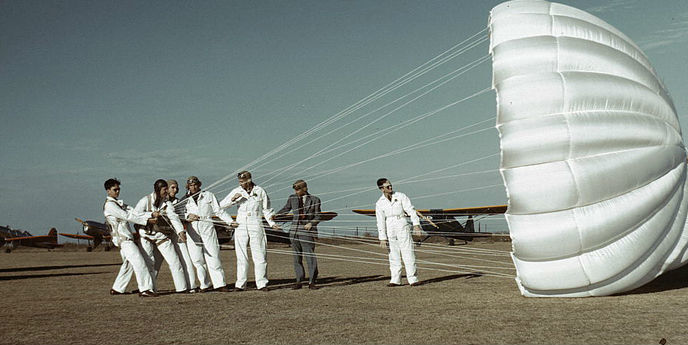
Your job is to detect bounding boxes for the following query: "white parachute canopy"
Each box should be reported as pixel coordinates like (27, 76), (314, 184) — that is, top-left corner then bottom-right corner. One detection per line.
(490, 0), (688, 297)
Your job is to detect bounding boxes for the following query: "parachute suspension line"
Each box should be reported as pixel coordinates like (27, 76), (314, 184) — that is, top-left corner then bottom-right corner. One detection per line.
(265, 248), (514, 278)
(256, 45), (490, 186)
(202, 29), (489, 193)
(246, 32), (490, 179)
(260, 54), (492, 187)
(262, 87), (494, 195)
(274, 123), (496, 195)
(260, 231), (514, 277)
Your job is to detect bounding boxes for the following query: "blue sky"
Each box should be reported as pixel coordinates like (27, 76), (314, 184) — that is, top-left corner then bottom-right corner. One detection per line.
(2, 0), (687, 237)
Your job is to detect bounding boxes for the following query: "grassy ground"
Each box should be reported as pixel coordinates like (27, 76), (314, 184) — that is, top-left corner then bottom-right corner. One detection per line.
(0, 240), (685, 344)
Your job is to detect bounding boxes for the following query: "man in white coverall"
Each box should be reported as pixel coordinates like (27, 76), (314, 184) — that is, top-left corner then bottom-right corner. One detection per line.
(375, 178), (422, 287)
(168, 179), (199, 292)
(103, 178), (158, 297)
(134, 179), (189, 293)
(220, 171), (278, 291)
(184, 176), (233, 292)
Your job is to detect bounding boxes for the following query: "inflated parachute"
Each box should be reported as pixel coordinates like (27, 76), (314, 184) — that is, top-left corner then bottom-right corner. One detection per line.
(490, 0), (688, 297)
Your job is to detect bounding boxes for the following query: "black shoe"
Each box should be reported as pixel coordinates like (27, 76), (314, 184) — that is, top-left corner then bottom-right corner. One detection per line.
(199, 287), (212, 293)
(387, 283), (401, 287)
(186, 287), (200, 294)
(308, 283), (319, 290)
(139, 290), (158, 297)
(131, 289), (140, 294)
(258, 287), (269, 292)
(410, 282), (421, 287)
(110, 289), (125, 295)
(233, 287), (245, 292)
(291, 283), (302, 290)
(215, 286), (232, 292)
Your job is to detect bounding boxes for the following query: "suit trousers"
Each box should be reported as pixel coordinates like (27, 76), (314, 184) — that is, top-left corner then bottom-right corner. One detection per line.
(387, 225), (418, 285)
(111, 240), (154, 293)
(234, 223), (268, 289)
(291, 232), (318, 284)
(140, 237), (188, 292)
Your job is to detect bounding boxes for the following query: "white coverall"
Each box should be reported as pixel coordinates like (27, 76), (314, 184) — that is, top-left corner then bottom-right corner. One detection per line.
(220, 185), (275, 290)
(185, 191), (233, 289)
(375, 192), (420, 285)
(103, 196), (155, 293)
(134, 193), (188, 292)
(171, 197), (198, 290)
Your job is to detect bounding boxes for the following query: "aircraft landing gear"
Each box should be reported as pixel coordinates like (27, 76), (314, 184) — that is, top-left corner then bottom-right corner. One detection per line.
(448, 239), (455, 246)
(87, 246), (93, 252)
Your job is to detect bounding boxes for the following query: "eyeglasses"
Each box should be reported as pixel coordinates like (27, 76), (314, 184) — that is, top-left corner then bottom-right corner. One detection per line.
(112, 188), (120, 191)
(381, 184), (392, 189)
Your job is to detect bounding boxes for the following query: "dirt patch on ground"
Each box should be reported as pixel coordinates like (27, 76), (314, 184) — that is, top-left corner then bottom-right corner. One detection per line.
(0, 241), (685, 344)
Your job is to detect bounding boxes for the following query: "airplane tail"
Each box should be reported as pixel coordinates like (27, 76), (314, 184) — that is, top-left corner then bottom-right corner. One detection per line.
(48, 228), (58, 243)
(465, 216), (475, 233)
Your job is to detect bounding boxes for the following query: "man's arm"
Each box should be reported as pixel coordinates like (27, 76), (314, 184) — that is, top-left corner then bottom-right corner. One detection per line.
(276, 195), (293, 216)
(310, 196), (322, 225)
(211, 193), (234, 225)
(375, 203), (387, 241)
(260, 189), (276, 227)
(401, 194), (421, 226)
(164, 202), (185, 235)
(105, 202), (151, 226)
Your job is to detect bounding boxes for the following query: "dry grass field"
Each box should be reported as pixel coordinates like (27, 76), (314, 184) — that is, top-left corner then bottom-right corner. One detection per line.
(1, 239), (686, 345)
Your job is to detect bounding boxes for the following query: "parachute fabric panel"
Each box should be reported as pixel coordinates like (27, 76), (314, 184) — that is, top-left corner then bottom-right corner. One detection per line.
(489, 0), (688, 297)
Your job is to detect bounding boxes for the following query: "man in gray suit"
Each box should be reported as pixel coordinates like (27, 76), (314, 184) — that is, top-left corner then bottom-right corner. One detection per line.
(274, 180), (321, 290)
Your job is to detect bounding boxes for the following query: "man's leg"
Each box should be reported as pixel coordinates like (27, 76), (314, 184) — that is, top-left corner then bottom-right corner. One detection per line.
(111, 248), (133, 293)
(388, 234), (403, 285)
(234, 227), (250, 289)
(398, 227), (417, 285)
(185, 229), (211, 289)
(201, 228), (226, 289)
(291, 234), (305, 283)
(248, 225), (268, 289)
(174, 240), (197, 289)
(120, 241), (154, 292)
(300, 233), (318, 284)
(158, 239), (189, 292)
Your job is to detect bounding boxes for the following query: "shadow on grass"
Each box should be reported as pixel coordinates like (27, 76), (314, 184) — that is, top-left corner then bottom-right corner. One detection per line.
(0, 271), (109, 281)
(0, 263), (121, 273)
(411, 273), (483, 286)
(623, 263), (688, 295)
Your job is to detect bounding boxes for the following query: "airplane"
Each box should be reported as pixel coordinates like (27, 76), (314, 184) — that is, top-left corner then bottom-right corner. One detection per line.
(65, 211), (340, 251)
(216, 211), (339, 245)
(59, 218), (114, 252)
(0, 225), (63, 253)
(352, 205), (509, 245)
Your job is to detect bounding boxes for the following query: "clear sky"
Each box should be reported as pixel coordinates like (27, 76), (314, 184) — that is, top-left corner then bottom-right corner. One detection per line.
(2, 0), (687, 237)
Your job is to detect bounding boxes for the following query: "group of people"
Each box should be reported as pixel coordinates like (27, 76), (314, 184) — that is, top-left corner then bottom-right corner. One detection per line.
(103, 172), (422, 297)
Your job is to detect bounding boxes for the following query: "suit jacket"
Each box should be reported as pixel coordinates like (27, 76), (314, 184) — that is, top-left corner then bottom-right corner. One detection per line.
(276, 193), (322, 234)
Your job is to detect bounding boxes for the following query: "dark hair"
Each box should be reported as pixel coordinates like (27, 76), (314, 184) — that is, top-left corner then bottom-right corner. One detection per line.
(376, 178), (388, 189)
(153, 179), (168, 208)
(237, 171), (252, 180)
(292, 179), (307, 190)
(104, 178), (121, 190)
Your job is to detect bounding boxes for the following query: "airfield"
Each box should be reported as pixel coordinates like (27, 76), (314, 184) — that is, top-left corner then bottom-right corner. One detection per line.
(1, 239), (687, 345)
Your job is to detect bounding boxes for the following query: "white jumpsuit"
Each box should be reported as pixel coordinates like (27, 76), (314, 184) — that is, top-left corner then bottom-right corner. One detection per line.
(375, 192), (420, 285)
(104, 197), (155, 293)
(134, 193), (188, 292)
(185, 190), (233, 289)
(220, 185), (275, 290)
(171, 197), (198, 290)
